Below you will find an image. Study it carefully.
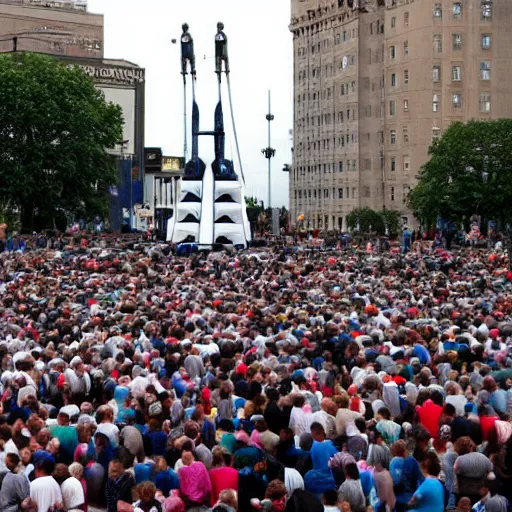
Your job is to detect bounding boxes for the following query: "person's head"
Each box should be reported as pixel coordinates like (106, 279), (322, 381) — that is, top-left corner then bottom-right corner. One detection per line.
(292, 395), (305, 408)
(344, 463), (360, 480)
(53, 463), (70, 485)
(5, 453), (20, 473)
(430, 390), (444, 407)
(19, 446), (31, 465)
(354, 417), (366, 435)
(69, 462), (84, 480)
(391, 440), (407, 458)
(323, 489), (338, 507)
(443, 403), (456, 418)
(96, 405), (114, 423)
(34, 456), (55, 478)
(420, 452), (441, 477)
(454, 436), (476, 456)
(212, 445), (233, 467)
(264, 479), (287, 512)
(135, 481), (157, 504)
(218, 489), (238, 510)
(57, 412), (70, 426)
(310, 422), (326, 442)
(377, 407), (391, 421)
(108, 458), (125, 479)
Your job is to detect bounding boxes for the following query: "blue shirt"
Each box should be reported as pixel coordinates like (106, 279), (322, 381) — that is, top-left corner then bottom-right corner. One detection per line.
(390, 456), (423, 504)
(310, 440), (337, 471)
(412, 477), (444, 512)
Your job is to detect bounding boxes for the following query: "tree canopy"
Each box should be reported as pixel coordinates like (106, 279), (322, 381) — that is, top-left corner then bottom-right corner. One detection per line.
(0, 52), (124, 231)
(346, 207), (402, 235)
(408, 119), (512, 227)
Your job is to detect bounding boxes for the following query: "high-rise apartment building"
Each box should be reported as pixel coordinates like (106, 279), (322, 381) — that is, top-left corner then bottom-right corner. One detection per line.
(289, 0), (512, 230)
(0, 0), (103, 57)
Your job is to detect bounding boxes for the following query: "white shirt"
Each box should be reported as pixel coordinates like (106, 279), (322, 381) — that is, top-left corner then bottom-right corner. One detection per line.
(30, 476), (62, 512)
(289, 406), (313, 436)
(61, 476), (85, 512)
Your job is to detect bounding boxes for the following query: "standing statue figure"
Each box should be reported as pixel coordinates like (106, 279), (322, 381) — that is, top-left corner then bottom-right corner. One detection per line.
(215, 22), (229, 75)
(181, 23), (196, 76)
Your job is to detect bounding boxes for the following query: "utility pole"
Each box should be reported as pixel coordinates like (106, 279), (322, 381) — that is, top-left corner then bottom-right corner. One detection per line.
(261, 90), (275, 209)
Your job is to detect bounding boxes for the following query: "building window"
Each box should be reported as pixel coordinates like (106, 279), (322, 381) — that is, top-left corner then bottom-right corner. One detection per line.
(433, 3), (442, 18)
(404, 99), (409, 112)
(391, 16), (396, 28)
(390, 186), (395, 201)
(390, 130), (396, 144)
(482, 34), (492, 49)
(404, 12), (409, 26)
(452, 33), (462, 51)
(434, 35), (442, 53)
(480, 92), (491, 112)
(452, 92), (462, 108)
(391, 73), (396, 87)
(404, 69), (409, 84)
(404, 158), (410, 173)
(433, 94), (440, 112)
(324, 189), (328, 198)
(352, 187), (357, 199)
(389, 101), (395, 116)
(338, 188), (343, 199)
(433, 65), (441, 82)
(481, 1), (492, 20)
(403, 127), (409, 143)
(480, 61), (491, 80)
(404, 41), (409, 56)
(351, 160), (357, 172)
(432, 128), (442, 141)
(390, 46), (396, 59)
(391, 158), (396, 172)
(378, 131), (384, 144)
(452, 66), (462, 81)
(453, 3), (462, 19)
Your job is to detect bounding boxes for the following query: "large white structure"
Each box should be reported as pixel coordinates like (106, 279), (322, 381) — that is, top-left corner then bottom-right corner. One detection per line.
(167, 22), (251, 248)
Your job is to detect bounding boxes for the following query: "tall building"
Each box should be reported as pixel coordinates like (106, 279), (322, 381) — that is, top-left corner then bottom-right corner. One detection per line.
(0, 0), (103, 57)
(289, 0), (512, 231)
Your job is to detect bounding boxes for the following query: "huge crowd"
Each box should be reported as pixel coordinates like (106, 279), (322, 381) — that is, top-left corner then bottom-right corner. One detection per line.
(0, 233), (511, 512)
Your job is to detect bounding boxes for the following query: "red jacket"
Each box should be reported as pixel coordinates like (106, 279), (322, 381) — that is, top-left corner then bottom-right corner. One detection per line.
(416, 399), (443, 438)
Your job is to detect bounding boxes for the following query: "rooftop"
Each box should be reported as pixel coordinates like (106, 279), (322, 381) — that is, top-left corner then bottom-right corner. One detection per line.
(0, 0), (89, 13)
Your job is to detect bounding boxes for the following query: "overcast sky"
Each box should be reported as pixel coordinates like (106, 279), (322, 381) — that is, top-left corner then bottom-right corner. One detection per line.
(87, 0), (292, 207)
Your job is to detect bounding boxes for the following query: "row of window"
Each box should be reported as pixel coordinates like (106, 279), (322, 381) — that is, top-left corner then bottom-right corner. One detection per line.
(295, 107), (357, 130)
(388, 34), (491, 63)
(295, 186), (358, 200)
(433, 2), (492, 20)
(430, 92), (492, 113)
(293, 160), (357, 178)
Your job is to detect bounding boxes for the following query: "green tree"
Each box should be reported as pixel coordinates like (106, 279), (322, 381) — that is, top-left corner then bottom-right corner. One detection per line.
(0, 52), (123, 232)
(408, 119), (512, 227)
(381, 209), (403, 235)
(347, 207), (385, 235)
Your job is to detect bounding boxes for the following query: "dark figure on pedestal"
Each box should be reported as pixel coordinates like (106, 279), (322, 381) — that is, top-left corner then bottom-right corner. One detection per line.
(215, 22), (229, 75)
(181, 23), (196, 77)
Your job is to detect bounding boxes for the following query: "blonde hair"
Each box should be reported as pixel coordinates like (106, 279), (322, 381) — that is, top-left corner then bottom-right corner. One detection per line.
(69, 462), (84, 480)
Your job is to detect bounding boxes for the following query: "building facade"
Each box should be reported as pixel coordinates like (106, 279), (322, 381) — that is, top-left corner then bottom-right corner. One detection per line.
(289, 0), (512, 231)
(0, 0), (103, 57)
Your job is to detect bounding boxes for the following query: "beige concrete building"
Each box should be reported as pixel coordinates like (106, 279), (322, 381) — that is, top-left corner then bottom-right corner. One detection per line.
(0, 0), (103, 57)
(289, 0), (512, 231)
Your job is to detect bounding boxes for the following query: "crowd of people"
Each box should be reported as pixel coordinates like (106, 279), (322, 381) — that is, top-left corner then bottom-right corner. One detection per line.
(0, 233), (511, 512)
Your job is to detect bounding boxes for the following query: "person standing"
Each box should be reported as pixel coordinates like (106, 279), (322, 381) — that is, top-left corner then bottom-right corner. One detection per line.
(29, 455), (62, 512)
(0, 453), (30, 512)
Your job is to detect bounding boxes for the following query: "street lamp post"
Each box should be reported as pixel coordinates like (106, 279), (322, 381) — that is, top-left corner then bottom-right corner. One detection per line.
(261, 90), (275, 209)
